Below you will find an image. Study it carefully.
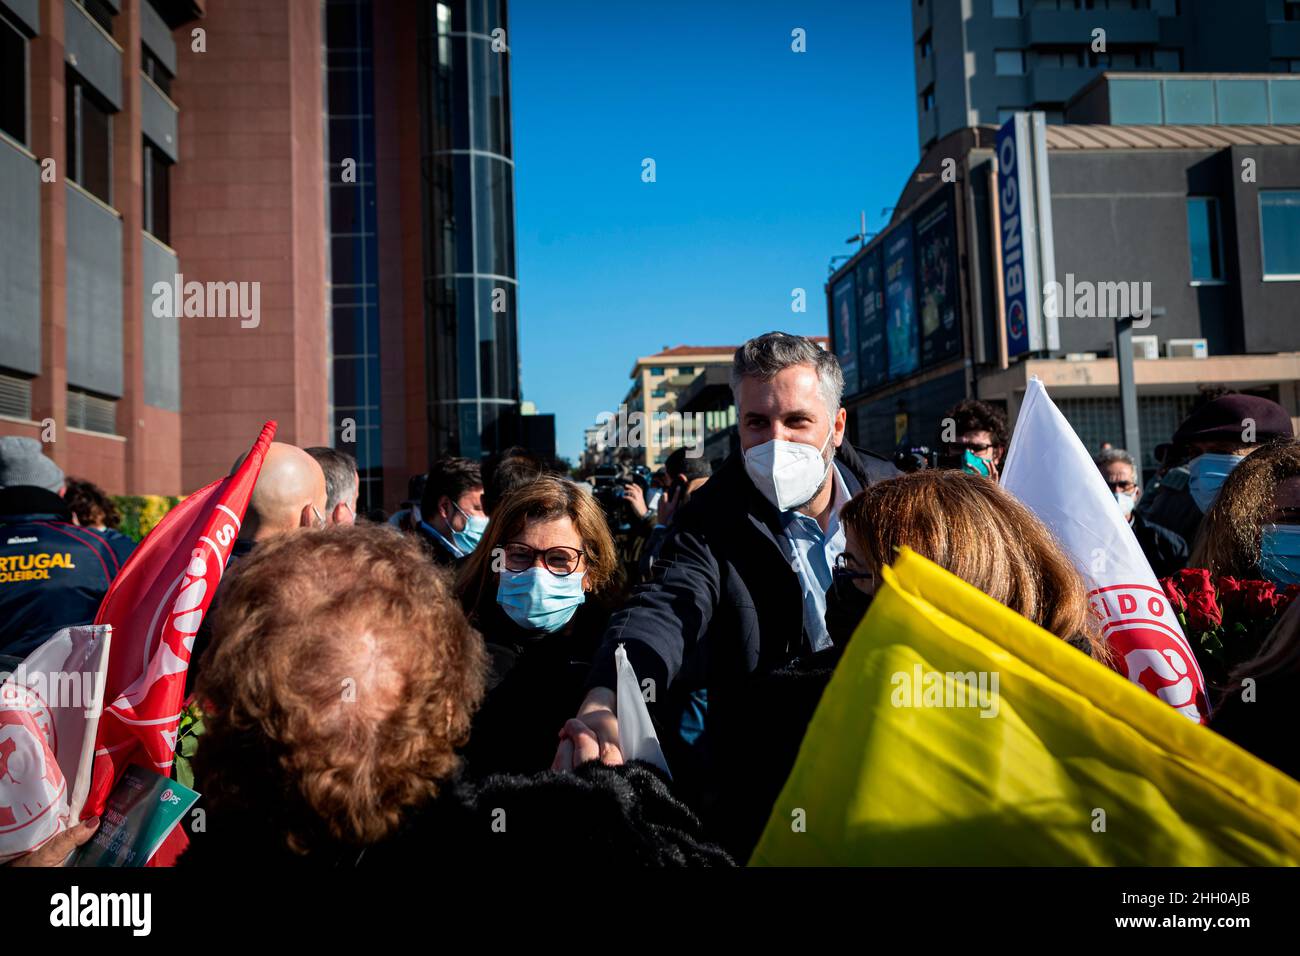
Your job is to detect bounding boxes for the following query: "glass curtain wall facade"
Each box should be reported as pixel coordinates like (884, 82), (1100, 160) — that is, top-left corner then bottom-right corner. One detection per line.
(325, 0), (383, 508)
(419, 0), (520, 460)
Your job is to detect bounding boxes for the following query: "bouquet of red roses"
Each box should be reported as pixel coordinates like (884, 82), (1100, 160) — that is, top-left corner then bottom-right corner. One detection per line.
(1159, 568), (1300, 690)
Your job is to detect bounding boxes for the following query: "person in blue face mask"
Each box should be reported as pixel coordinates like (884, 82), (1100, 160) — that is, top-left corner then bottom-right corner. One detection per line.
(1189, 440), (1300, 587)
(418, 457), (489, 566)
(1142, 393), (1295, 548)
(453, 476), (619, 777)
(936, 398), (1009, 480)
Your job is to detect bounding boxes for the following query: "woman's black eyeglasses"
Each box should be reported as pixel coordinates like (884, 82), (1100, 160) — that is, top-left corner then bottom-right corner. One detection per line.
(498, 542), (586, 576)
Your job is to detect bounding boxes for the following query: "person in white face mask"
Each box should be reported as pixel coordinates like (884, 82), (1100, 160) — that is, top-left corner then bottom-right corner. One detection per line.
(1095, 447), (1188, 578)
(551, 332), (900, 855)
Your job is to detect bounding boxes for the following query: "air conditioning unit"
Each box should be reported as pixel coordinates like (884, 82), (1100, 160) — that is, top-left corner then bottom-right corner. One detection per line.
(1065, 352), (1098, 361)
(1132, 335), (1159, 360)
(1166, 338), (1208, 359)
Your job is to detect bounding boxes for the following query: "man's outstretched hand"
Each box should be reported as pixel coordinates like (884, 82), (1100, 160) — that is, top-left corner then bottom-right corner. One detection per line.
(552, 687), (623, 770)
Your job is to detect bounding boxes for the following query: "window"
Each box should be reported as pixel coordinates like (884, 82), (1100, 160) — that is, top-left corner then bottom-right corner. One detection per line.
(1216, 79), (1269, 125)
(995, 50), (1025, 76)
(1185, 198), (1223, 283)
(918, 31), (932, 60)
(1260, 191), (1300, 279)
(1037, 49), (1084, 69)
(1153, 0), (1179, 14)
(142, 46), (173, 97)
(66, 388), (116, 435)
(0, 372), (33, 420)
(74, 0), (115, 34)
(143, 141), (170, 244)
(922, 85), (935, 111)
(1153, 49), (1181, 71)
(66, 70), (113, 205)
(992, 0), (1022, 15)
(652, 388), (667, 399)
(0, 11), (25, 146)
(676, 366), (695, 374)
(649, 366), (665, 376)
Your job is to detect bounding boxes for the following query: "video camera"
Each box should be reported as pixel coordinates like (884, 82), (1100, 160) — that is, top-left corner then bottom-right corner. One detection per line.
(894, 443), (939, 473)
(591, 463), (652, 534)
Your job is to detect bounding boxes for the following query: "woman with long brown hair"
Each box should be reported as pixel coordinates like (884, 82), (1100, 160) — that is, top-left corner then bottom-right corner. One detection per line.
(831, 469), (1106, 658)
(455, 475), (620, 776)
(1189, 439), (1300, 584)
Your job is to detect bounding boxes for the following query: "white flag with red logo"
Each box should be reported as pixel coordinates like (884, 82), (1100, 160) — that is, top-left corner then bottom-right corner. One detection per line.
(1000, 379), (1209, 722)
(0, 625), (111, 862)
(82, 421), (277, 818)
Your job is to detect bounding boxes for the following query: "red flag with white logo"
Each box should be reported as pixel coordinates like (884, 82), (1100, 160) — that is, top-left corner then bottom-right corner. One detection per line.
(1000, 380), (1209, 722)
(81, 421), (277, 817)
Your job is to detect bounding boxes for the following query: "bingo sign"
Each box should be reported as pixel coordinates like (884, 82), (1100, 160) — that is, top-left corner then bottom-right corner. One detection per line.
(996, 113), (1049, 359)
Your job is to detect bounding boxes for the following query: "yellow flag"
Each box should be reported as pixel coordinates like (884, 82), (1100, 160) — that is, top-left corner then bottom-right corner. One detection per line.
(750, 548), (1300, 866)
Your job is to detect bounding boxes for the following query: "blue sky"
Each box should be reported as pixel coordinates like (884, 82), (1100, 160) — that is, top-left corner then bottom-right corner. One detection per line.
(509, 0), (919, 463)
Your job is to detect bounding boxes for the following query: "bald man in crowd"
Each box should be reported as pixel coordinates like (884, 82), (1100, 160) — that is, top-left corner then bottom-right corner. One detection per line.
(187, 442), (328, 692)
(229, 442), (329, 558)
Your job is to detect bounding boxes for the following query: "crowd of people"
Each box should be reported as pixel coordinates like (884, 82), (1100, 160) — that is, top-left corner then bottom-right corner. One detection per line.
(3, 331), (1299, 867)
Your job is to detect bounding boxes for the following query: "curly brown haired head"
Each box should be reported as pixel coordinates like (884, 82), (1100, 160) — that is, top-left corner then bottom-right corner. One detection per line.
(194, 523), (487, 856)
(1191, 440), (1300, 578)
(63, 476), (120, 529)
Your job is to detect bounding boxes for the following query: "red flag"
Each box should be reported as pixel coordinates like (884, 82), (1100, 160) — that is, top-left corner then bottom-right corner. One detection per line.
(81, 421), (277, 818)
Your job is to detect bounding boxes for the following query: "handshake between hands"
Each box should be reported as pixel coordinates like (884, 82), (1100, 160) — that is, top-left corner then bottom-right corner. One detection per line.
(551, 686), (624, 771)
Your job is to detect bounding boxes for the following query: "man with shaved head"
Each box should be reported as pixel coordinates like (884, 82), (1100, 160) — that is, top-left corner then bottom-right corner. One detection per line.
(188, 442), (328, 692)
(234, 442), (329, 555)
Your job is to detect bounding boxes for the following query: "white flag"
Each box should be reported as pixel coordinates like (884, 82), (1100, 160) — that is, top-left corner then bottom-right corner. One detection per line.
(1001, 378), (1208, 723)
(0, 625), (112, 862)
(614, 644), (670, 776)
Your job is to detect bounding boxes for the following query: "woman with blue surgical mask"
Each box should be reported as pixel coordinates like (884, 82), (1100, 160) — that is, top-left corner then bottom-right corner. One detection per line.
(453, 476), (619, 776)
(1190, 441), (1300, 587)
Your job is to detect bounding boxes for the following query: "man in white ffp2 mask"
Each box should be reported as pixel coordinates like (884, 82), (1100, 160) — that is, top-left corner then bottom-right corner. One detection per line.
(553, 333), (900, 854)
(1095, 447), (1187, 578)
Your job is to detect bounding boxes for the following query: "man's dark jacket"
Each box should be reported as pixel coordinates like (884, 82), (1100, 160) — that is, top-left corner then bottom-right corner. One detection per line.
(1129, 510), (1188, 578)
(1138, 466), (1203, 550)
(587, 441), (897, 696)
(415, 521), (462, 567)
(0, 486), (121, 660)
(585, 441), (898, 853)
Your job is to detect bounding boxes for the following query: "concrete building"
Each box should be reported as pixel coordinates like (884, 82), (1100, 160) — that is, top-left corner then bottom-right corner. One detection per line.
(826, 112), (1300, 473)
(619, 346), (736, 468)
(913, 0), (1300, 153)
(1, 0), (202, 496)
(0, 0), (524, 511)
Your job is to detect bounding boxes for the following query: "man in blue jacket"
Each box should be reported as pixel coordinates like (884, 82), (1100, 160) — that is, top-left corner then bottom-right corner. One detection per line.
(0, 437), (120, 662)
(552, 333), (899, 849)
